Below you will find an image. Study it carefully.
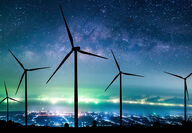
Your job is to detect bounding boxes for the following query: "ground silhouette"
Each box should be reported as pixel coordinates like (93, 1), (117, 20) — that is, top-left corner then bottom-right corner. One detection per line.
(1, 120), (192, 131)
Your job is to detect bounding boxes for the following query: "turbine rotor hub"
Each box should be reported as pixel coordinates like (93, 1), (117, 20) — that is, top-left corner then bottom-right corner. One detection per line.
(73, 47), (80, 51)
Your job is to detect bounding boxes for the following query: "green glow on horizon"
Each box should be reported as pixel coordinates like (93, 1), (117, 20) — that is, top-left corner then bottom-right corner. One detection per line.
(1, 96), (192, 108)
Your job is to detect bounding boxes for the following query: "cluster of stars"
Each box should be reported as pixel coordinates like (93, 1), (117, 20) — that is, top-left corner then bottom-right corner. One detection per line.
(0, 0), (192, 112)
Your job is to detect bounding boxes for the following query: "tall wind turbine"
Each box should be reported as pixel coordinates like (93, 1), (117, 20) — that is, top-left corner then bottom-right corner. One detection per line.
(9, 49), (49, 126)
(105, 50), (144, 127)
(0, 81), (21, 121)
(46, 5), (107, 128)
(165, 72), (192, 122)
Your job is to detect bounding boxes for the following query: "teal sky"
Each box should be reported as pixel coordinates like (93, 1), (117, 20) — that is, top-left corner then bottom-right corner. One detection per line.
(0, 0), (192, 114)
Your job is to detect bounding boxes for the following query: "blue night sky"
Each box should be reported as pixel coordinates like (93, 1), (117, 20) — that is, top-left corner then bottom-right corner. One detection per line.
(0, 0), (192, 115)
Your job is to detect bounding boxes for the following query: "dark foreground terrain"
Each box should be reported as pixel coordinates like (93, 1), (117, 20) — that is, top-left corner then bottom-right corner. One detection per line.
(0, 120), (192, 131)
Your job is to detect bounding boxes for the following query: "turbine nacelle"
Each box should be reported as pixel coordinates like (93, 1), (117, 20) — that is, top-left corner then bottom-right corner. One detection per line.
(105, 51), (144, 92)
(9, 49), (50, 95)
(0, 81), (21, 104)
(165, 71), (192, 122)
(165, 71), (192, 101)
(46, 5), (107, 85)
(164, 72), (192, 80)
(47, 5), (108, 128)
(104, 51), (144, 127)
(73, 47), (81, 51)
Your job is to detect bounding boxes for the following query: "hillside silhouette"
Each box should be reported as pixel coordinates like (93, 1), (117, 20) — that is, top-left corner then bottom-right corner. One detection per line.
(1, 120), (192, 131)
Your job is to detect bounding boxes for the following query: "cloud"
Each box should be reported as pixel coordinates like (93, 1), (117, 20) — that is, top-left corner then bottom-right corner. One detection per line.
(134, 96), (184, 105)
(24, 50), (34, 59)
(44, 41), (70, 61)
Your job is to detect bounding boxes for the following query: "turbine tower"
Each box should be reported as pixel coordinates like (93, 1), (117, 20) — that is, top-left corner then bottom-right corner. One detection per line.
(165, 72), (192, 122)
(46, 5), (107, 128)
(0, 81), (21, 121)
(9, 49), (49, 126)
(105, 50), (144, 127)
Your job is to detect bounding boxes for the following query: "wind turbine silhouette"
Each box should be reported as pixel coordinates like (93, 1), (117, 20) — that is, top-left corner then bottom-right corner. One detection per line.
(46, 5), (107, 128)
(105, 50), (144, 127)
(9, 49), (49, 126)
(0, 81), (21, 121)
(165, 72), (192, 122)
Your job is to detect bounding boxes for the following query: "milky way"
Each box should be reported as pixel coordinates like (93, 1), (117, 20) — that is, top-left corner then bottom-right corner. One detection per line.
(0, 0), (192, 113)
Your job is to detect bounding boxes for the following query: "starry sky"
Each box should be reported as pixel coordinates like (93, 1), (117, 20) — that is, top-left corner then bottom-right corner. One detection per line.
(0, 0), (192, 115)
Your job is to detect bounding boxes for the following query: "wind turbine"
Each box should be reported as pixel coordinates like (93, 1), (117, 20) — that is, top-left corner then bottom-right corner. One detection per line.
(9, 49), (49, 126)
(46, 5), (107, 128)
(105, 50), (144, 127)
(0, 81), (21, 121)
(165, 72), (192, 122)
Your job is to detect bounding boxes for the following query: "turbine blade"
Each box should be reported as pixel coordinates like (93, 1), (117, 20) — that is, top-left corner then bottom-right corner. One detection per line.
(78, 50), (108, 59)
(8, 97), (21, 103)
(105, 73), (120, 92)
(46, 50), (73, 84)
(164, 72), (184, 79)
(28, 67), (50, 71)
(122, 72), (144, 77)
(4, 81), (8, 97)
(185, 80), (189, 101)
(9, 49), (25, 70)
(15, 72), (25, 95)
(111, 50), (120, 71)
(0, 98), (6, 104)
(186, 73), (192, 79)
(59, 4), (74, 48)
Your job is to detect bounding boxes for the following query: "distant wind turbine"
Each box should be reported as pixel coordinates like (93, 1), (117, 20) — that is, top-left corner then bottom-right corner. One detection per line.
(9, 49), (50, 126)
(0, 81), (21, 121)
(105, 50), (144, 127)
(46, 5), (108, 128)
(165, 72), (192, 122)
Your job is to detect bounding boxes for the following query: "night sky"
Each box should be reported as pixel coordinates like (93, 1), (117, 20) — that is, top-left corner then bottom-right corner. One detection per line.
(0, 0), (192, 114)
